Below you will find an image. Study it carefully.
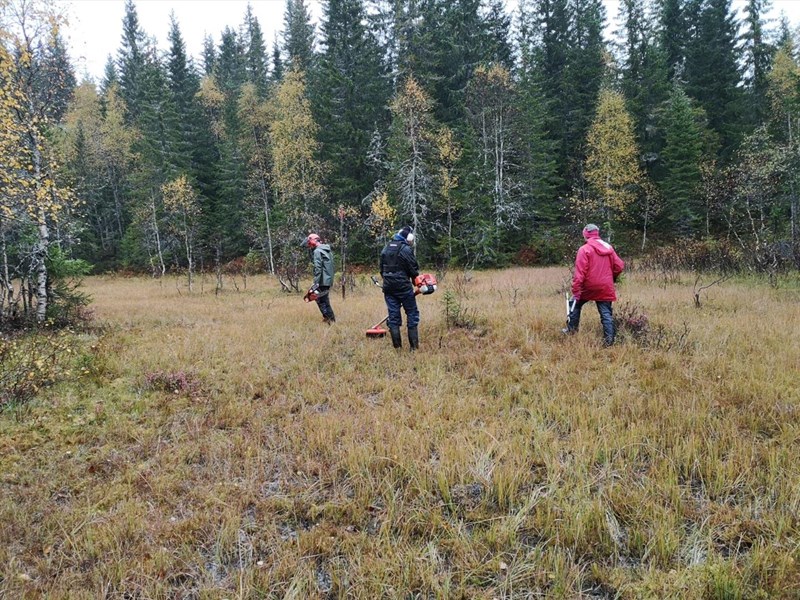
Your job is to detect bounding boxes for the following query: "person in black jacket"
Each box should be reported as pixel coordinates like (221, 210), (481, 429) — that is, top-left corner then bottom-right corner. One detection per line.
(380, 225), (420, 349)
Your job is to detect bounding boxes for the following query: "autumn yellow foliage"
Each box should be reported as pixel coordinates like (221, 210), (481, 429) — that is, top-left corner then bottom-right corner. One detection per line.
(577, 88), (644, 235)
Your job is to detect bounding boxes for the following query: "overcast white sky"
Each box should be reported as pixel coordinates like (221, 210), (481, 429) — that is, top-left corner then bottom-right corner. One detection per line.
(61, 0), (800, 83)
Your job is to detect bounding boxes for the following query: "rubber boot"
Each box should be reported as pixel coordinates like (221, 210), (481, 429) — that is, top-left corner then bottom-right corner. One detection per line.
(389, 327), (402, 349)
(408, 327), (419, 351)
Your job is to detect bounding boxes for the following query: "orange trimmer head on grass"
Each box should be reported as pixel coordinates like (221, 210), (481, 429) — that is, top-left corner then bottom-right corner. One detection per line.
(365, 316), (389, 338)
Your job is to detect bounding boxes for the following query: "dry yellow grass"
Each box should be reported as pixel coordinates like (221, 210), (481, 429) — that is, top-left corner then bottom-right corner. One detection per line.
(1, 267), (799, 598)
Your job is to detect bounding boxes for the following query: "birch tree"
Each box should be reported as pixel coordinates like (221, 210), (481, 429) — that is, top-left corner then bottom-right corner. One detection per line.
(577, 88), (644, 241)
(1, 0), (76, 324)
(389, 76), (436, 245)
(767, 43), (800, 266)
(268, 67), (326, 290)
(465, 64), (521, 234)
(162, 175), (200, 291)
(238, 82), (275, 274)
(269, 67), (326, 229)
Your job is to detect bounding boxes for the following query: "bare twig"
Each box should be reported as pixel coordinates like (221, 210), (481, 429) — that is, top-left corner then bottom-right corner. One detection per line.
(693, 273), (732, 308)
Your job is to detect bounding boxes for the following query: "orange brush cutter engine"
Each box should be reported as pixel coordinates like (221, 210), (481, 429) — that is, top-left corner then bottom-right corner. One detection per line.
(414, 273), (437, 295)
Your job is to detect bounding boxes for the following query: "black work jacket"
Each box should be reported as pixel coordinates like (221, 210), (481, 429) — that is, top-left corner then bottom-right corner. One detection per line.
(380, 239), (420, 294)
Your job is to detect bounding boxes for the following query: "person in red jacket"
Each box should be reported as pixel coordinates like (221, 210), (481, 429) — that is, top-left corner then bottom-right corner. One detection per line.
(563, 224), (625, 346)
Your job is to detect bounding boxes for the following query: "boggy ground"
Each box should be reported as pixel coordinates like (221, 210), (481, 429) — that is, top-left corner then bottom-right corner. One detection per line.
(1, 267), (799, 598)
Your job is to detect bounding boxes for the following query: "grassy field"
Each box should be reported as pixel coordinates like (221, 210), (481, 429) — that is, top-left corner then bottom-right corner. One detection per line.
(1, 267), (799, 599)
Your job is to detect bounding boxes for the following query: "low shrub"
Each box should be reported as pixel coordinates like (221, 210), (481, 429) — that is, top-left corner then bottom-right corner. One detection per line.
(614, 302), (693, 352)
(0, 330), (79, 407)
(142, 370), (202, 396)
(638, 239), (744, 274)
(613, 302), (650, 341)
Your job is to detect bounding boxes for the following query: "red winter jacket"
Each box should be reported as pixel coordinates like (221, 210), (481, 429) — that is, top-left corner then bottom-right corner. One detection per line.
(571, 230), (625, 302)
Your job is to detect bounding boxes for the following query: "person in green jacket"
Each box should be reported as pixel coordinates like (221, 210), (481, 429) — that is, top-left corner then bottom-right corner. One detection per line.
(301, 233), (336, 324)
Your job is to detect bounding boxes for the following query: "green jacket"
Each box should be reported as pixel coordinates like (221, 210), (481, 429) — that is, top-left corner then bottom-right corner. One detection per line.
(313, 244), (335, 287)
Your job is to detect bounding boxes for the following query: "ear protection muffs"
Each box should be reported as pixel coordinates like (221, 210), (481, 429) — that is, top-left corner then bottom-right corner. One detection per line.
(398, 226), (414, 244)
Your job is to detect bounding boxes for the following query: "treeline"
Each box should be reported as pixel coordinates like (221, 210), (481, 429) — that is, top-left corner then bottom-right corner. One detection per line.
(2, 0), (800, 323)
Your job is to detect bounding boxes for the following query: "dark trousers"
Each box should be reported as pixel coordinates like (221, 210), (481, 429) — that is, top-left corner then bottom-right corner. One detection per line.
(315, 286), (335, 321)
(568, 300), (615, 345)
(384, 288), (419, 329)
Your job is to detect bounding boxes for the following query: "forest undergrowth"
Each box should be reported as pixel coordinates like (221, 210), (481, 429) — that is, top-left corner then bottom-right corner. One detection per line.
(1, 267), (799, 599)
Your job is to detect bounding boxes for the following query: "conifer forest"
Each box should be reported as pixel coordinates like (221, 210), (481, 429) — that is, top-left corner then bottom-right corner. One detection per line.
(2, 0), (800, 323)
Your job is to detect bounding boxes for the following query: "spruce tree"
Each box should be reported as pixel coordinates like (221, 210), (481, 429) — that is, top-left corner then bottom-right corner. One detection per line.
(283, 0), (316, 71)
(565, 0), (607, 180)
(314, 0), (391, 211)
(243, 5), (270, 96)
(618, 0), (669, 171)
(684, 0), (745, 157)
(271, 34), (285, 82)
(659, 84), (707, 236)
(36, 29), (76, 123)
(481, 0), (513, 69)
(202, 34), (217, 76)
(659, 0), (686, 81)
(742, 0), (775, 129)
(526, 0), (577, 189)
(515, 11), (561, 230)
(211, 27), (248, 261)
(100, 56), (118, 99)
(117, 0), (148, 123)
(165, 15), (198, 176)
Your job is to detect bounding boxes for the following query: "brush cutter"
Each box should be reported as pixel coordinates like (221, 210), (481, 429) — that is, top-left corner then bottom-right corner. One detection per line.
(366, 276), (388, 337)
(365, 273), (438, 339)
(564, 292), (577, 331)
(303, 283), (320, 303)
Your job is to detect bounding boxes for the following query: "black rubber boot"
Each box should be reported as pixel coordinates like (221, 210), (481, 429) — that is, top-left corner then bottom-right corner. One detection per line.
(389, 327), (402, 349)
(408, 327), (419, 351)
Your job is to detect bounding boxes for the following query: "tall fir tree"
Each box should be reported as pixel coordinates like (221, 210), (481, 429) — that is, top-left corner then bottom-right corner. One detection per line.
(202, 34), (217, 76)
(618, 0), (669, 173)
(481, 0), (513, 69)
(165, 14), (198, 176)
(659, 0), (686, 82)
(659, 84), (707, 236)
(314, 0), (391, 211)
(117, 0), (148, 124)
(742, 0), (775, 129)
(100, 55), (118, 98)
(684, 0), (745, 157)
(526, 0), (578, 190)
(283, 0), (316, 71)
(271, 34), (285, 82)
(36, 29), (76, 123)
(565, 0), (608, 181)
(243, 5), (270, 96)
(516, 4), (561, 228)
(211, 27), (249, 261)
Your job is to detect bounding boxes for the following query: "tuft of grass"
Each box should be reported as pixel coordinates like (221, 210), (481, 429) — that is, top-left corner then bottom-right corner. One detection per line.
(1, 268), (799, 598)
